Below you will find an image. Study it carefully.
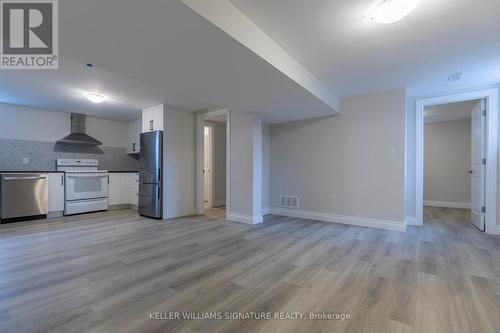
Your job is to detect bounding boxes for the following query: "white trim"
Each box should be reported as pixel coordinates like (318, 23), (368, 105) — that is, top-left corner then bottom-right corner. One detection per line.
(415, 88), (498, 235)
(196, 109), (231, 219)
(405, 217), (418, 225)
(423, 201), (471, 209)
(270, 207), (406, 232)
(228, 212), (263, 225)
(47, 211), (64, 219)
(262, 207), (271, 215)
(203, 123), (214, 208)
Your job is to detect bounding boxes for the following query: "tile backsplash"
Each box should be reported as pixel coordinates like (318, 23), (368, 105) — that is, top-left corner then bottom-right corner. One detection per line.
(0, 138), (139, 171)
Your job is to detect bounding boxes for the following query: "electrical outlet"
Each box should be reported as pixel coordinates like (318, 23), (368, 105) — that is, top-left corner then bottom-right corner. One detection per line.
(22, 157), (30, 165)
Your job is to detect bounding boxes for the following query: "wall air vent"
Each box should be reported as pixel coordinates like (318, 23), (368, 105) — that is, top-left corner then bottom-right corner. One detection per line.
(447, 72), (462, 82)
(280, 195), (300, 209)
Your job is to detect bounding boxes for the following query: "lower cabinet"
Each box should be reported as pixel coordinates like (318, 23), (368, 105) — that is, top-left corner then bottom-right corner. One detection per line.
(108, 173), (139, 207)
(48, 173), (65, 213)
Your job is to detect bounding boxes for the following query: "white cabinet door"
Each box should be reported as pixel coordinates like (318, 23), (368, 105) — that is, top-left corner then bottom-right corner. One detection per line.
(126, 119), (141, 154)
(142, 105), (164, 132)
(109, 173), (139, 207)
(108, 173), (126, 205)
(142, 109), (153, 133)
(126, 173), (139, 206)
(48, 173), (65, 212)
(152, 107), (164, 131)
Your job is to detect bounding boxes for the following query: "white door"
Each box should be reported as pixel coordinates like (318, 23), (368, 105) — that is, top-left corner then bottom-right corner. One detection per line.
(471, 99), (486, 231)
(203, 126), (213, 207)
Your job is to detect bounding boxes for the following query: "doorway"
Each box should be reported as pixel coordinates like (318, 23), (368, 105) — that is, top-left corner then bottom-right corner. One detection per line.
(203, 124), (214, 208)
(196, 109), (230, 218)
(415, 89), (498, 234)
(423, 100), (482, 229)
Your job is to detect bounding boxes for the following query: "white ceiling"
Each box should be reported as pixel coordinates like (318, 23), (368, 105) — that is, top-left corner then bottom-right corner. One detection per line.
(0, 57), (212, 121)
(3, 0), (499, 123)
(231, 0), (500, 98)
(55, 0), (337, 124)
(424, 100), (479, 123)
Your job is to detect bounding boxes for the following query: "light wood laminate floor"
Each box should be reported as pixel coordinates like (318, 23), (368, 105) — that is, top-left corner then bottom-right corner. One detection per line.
(1, 207), (499, 333)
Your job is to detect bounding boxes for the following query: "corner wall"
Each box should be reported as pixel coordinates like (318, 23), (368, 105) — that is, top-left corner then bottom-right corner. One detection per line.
(163, 108), (196, 219)
(270, 89), (406, 231)
(229, 112), (263, 224)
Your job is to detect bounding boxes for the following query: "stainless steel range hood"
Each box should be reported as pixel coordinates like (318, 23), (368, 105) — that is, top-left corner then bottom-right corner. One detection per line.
(56, 113), (102, 146)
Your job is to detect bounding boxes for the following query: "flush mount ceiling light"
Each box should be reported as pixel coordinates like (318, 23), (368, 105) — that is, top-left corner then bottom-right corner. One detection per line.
(83, 92), (108, 104)
(370, 0), (417, 24)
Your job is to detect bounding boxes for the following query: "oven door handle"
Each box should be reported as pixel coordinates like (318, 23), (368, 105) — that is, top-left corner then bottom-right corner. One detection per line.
(66, 174), (109, 179)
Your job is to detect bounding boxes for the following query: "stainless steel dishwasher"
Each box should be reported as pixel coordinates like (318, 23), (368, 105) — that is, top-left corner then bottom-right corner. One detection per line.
(0, 173), (48, 223)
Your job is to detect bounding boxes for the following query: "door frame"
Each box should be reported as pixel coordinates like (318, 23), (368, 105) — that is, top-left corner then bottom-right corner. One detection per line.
(196, 109), (230, 218)
(415, 88), (498, 234)
(203, 123), (214, 208)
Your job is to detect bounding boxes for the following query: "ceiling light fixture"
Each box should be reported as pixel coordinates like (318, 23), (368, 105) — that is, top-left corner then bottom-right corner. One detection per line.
(370, 0), (417, 24)
(83, 92), (108, 104)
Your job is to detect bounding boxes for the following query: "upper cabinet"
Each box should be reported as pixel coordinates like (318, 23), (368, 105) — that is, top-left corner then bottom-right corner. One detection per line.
(142, 104), (164, 133)
(126, 119), (142, 154)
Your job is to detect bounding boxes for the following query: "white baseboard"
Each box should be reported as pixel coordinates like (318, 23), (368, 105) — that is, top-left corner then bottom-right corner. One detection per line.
(108, 204), (137, 211)
(213, 199), (226, 208)
(405, 216), (419, 225)
(424, 200), (471, 209)
(494, 225), (500, 236)
(262, 207), (271, 215)
(47, 211), (64, 219)
(228, 212), (263, 225)
(269, 207), (406, 232)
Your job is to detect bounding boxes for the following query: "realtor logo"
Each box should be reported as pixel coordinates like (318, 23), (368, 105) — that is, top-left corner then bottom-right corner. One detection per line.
(1, 0), (58, 69)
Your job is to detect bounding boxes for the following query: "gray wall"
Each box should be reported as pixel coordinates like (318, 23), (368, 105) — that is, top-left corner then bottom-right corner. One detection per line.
(0, 138), (138, 171)
(163, 108), (196, 219)
(0, 103), (138, 171)
(424, 119), (471, 204)
(230, 113), (262, 218)
(270, 89), (406, 222)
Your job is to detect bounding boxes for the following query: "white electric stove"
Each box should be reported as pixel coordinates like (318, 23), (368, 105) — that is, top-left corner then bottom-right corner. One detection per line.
(56, 159), (109, 215)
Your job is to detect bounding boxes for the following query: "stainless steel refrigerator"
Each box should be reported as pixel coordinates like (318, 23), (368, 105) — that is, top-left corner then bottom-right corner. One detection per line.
(139, 131), (163, 218)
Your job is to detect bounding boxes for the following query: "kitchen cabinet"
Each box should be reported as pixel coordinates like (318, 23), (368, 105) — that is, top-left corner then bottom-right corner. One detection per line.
(142, 104), (164, 133)
(108, 173), (139, 208)
(48, 173), (65, 213)
(126, 119), (141, 154)
(126, 173), (139, 206)
(108, 173), (126, 206)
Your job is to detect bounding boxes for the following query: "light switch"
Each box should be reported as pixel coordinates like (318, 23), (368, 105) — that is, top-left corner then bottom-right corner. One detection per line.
(22, 157), (30, 165)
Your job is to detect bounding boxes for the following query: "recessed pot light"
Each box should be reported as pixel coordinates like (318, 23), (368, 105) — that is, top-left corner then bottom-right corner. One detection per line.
(83, 92), (108, 104)
(370, 0), (417, 24)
